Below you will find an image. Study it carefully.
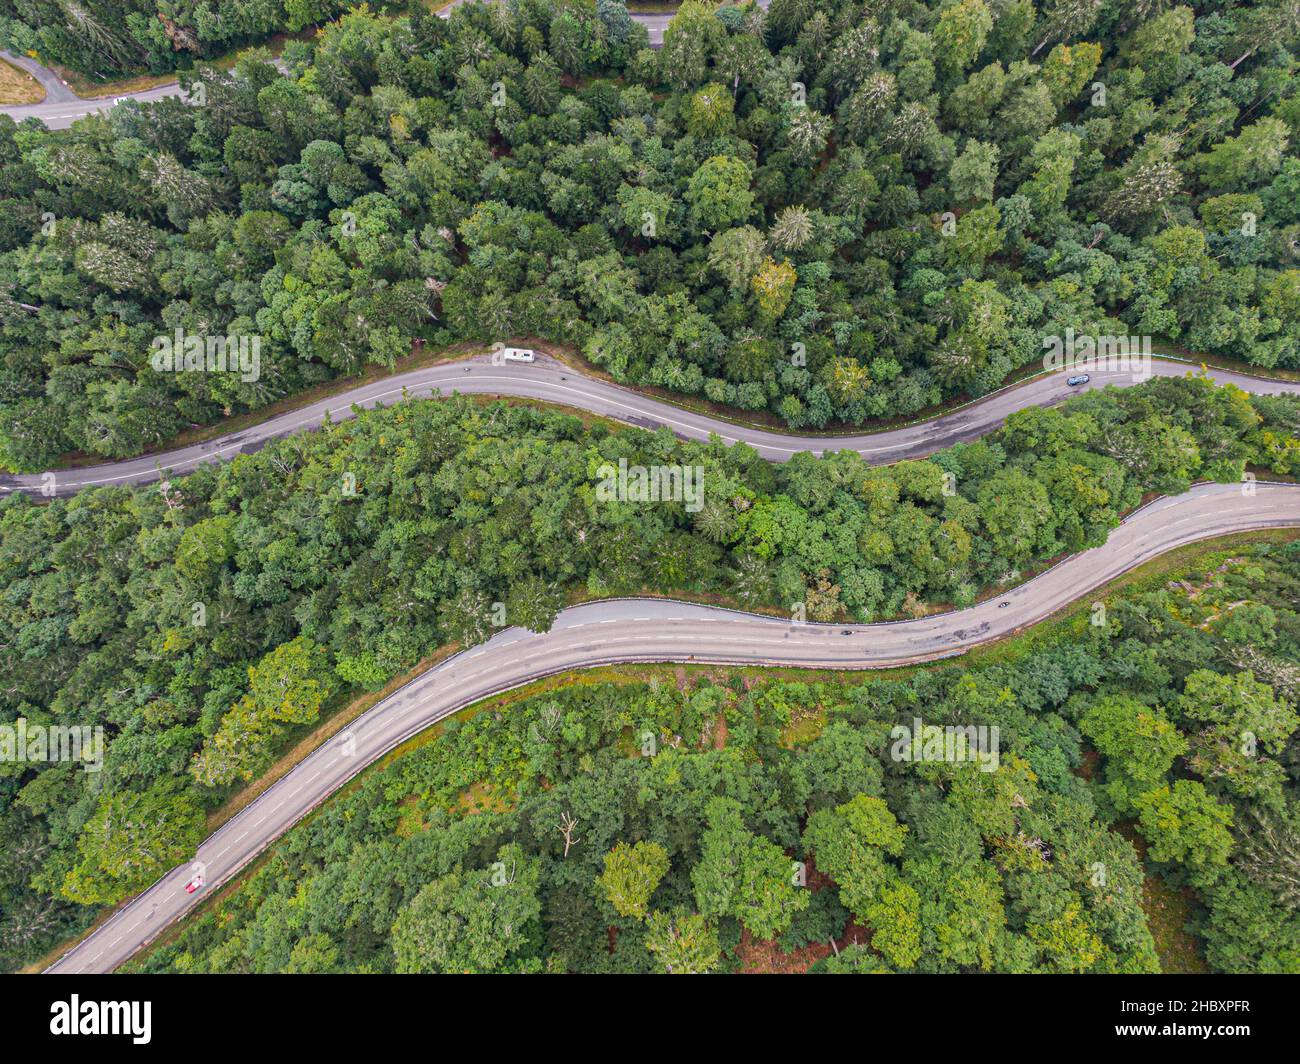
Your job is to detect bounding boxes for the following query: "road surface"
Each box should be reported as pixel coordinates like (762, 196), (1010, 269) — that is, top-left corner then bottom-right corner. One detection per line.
(4, 353), (1299, 497)
(12, 0), (1298, 976)
(44, 480), (1300, 973)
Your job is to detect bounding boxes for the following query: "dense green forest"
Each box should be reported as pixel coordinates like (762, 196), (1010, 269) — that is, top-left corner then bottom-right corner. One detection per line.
(0, 373), (1297, 970)
(2, 0), (1299, 978)
(2, 1), (1300, 472)
(122, 540), (1300, 973)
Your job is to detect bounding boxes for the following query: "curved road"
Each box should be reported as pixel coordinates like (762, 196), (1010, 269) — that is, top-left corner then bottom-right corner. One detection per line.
(45, 480), (1300, 973)
(4, 353), (1300, 498)
(12, 1), (1300, 975)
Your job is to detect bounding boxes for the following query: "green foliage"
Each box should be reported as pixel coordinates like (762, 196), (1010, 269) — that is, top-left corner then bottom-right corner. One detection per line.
(3, 374), (1298, 964)
(391, 844), (542, 973)
(190, 637), (339, 788)
(1134, 781), (1235, 876)
(803, 795), (906, 918)
(119, 536), (1300, 974)
(4, 0), (1300, 974)
(692, 796), (809, 941)
(62, 782), (205, 905)
(644, 908), (721, 973)
(5, 0), (1300, 462)
(0, 0), (355, 79)
(596, 840), (669, 920)
(1079, 694), (1187, 814)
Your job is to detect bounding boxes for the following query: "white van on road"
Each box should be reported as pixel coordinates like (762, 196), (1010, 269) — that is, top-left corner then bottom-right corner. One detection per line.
(499, 347), (536, 364)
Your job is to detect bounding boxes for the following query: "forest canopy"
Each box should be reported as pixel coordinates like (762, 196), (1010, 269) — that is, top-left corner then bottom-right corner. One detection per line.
(2, 0), (1299, 471)
(1, 372), (1297, 969)
(124, 541), (1300, 973)
(3, 0), (1300, 978)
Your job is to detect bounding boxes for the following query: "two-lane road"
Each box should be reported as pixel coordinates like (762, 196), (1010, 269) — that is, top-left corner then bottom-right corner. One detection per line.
(5, 353), (1299, 497)
(46, 481), (1300, 973)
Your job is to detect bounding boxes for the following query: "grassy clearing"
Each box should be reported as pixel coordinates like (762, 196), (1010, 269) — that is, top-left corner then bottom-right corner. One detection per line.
(0, 56), (45, 104)
(779, 703), (826, 747)
(53, 65), (182, 99)
(1142, 874), (1209, 974)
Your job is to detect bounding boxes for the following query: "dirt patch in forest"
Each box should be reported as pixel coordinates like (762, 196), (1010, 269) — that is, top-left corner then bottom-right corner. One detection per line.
(734, 858), (874, 973)
(735, 918), (873, 974)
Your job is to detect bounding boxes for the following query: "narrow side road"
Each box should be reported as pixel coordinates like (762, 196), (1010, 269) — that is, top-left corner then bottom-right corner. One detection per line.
(0, 49), (74, 102)
(44, 481), (1300, 974)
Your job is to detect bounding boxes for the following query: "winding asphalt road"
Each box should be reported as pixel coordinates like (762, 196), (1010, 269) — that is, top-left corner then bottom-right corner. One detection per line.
(4, 352), (1300, 498)
(12, 0), (1300, 976)
(44, 480), (1300, 973)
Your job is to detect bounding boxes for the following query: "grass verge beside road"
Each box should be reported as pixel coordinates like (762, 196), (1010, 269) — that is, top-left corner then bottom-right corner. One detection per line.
(0, 56), (44, 104)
